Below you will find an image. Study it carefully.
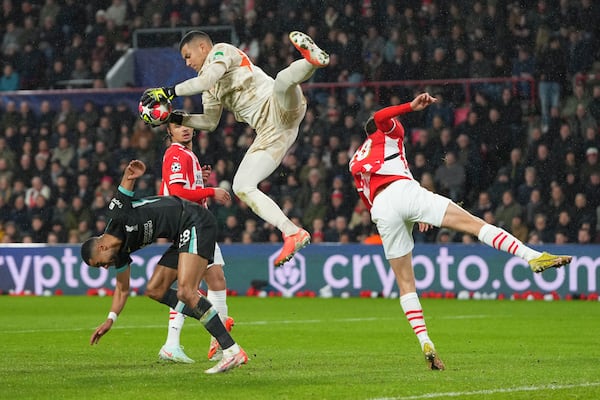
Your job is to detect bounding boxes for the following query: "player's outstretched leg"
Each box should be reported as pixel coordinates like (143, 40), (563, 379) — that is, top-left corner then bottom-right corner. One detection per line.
(528, 252), (572, 273)
(289, 31), (330, 67)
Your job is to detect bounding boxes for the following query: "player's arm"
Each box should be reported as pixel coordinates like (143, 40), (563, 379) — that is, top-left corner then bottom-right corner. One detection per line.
(174, 62), (227, 96)
(373, 93), (437, 131)
(179, 100), (223, 132)
(167, 182), (231, 205)
(141, 62), (227, 105)
(119, 160), (146, 192)
(90, 266), (131, 345)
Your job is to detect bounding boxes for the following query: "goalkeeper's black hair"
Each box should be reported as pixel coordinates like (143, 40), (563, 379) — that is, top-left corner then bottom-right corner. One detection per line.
(179, 30), (212, 50)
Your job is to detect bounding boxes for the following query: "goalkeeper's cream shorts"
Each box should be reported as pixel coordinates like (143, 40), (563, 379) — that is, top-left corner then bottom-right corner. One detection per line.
(247, 90), (307, 164)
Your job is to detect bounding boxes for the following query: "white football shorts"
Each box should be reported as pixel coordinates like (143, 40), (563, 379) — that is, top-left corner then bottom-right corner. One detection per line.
(370, 179), (451, 259)
(208, 243), (225, 268)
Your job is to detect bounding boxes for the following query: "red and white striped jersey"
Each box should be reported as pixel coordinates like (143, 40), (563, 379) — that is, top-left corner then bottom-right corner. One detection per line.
(160, 142), (207, 207)
(349, 103), (414, 209)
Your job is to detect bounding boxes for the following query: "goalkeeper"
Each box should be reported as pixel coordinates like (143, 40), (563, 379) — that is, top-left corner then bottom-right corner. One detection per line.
(141, 30), (329, 267)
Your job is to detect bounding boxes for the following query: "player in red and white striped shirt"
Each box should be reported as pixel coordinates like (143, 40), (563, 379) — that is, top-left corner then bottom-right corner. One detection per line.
(350, 93), (572, 370)
(157, 110), (234, 364)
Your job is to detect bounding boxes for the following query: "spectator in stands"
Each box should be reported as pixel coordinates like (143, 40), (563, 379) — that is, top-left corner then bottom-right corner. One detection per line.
(24, 176), (51, 209)
(487, 168), (512, 208)
(307, 217), (324, 244)
(9, 194), (30, 234)
(509, 214), (529, 243)
(499, 147), (524, 194)
(350, 208), (377, 243)
(70, 57), (91, 82)
(0, 63), (19, 91)
(496, 87), (525, 145)
(2, 221), (21, 243)
(546, 183), (569, 228)
(585, 171), (600, 209)
(434, 151), (465, 202)
(300, 190), (326, 229)
(569, 103), (597, 142)
(16, 42), (47, 90)
(1, 100), (20, 129)
(562, 81), (590, 119)
(517, 166), (540, 206)
(324, 215), (352, 243)
(73, 173), (94, 205)
(220, 214), (242, 243)
(494, 190), (523, 230)
(530, 212), (554, 244)
(325, 189), (352, 224)
(50, 136), (75, 169)
(468, 191), (492, 220)
(28, 214), (49, 243)
(581, 147), (600, 184)
(0, 175), (12, 206)
(536, 34), (567, 133)
(63, 195), (92, 232)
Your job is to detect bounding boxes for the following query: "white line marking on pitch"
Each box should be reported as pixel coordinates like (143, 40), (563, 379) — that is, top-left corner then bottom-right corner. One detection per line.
(369, 382), (600, 400)
(0, 315), (491, 334)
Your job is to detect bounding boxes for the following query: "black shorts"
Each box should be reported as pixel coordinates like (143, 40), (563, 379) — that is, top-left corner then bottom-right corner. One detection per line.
(159, 202), (216, 268)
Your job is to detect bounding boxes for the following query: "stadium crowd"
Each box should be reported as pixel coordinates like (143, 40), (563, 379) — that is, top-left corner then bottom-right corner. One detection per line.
(0, 0), (600, 247)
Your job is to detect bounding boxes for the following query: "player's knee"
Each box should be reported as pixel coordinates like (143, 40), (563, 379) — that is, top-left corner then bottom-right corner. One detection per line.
(176, 286), (196, 305)
(231, 181), (254, 199)
(145, 285), (163, 301)
(206, 275), (226, 291)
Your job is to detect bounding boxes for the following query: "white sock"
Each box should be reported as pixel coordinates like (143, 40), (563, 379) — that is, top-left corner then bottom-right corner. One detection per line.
(164, 308), (185, 347)
(478, 223), (541, 261)
(400, 292), (431, 350)
(207, 289), (228, 322)
(222, 343), (240, 357)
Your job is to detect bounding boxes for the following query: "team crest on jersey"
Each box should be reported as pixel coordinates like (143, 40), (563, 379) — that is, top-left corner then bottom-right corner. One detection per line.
(212, 51), (224, 62)
(171, 162), (182, 173)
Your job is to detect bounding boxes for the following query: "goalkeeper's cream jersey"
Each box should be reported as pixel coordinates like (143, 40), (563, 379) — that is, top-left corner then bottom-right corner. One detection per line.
(200, 43), (273, 130)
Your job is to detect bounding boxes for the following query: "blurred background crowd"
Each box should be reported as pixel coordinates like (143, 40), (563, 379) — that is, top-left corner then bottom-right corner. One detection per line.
(1, 0), (600, 247)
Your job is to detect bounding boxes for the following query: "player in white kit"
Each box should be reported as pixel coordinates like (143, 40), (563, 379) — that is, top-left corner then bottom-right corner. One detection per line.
(157, 110), (234, 363)
(349, 92), (573, 371)
(141, 30), (329, 266)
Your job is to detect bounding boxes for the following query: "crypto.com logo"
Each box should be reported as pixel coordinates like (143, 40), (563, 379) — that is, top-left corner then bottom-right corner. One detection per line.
(268, 252), (306, 296)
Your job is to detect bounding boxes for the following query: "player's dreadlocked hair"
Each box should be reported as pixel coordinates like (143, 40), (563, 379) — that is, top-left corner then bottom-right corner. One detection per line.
(364, 117), (377, 135)
(179, 30), (212, 50)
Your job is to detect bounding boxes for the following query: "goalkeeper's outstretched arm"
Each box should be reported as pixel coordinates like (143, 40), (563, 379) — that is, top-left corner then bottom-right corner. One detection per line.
(179, 103), (223, 132)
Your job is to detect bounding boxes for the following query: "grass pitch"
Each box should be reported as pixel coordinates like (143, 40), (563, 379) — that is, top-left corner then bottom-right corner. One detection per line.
(1, 295), (599, 400)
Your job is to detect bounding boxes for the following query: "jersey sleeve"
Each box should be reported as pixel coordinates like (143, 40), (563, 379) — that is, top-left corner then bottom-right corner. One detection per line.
(168, 184), (215, 203)
(162, 147), (189, 187)
(373, 103), (413, 136)
(104, 186), (133, 241)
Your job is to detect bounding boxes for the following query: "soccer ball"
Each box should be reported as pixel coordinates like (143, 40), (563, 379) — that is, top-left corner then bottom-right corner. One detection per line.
(138, 99), (172, 126)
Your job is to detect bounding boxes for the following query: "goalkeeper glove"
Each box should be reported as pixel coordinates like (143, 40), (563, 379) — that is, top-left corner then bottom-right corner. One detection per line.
(140, 86), (176, 106)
